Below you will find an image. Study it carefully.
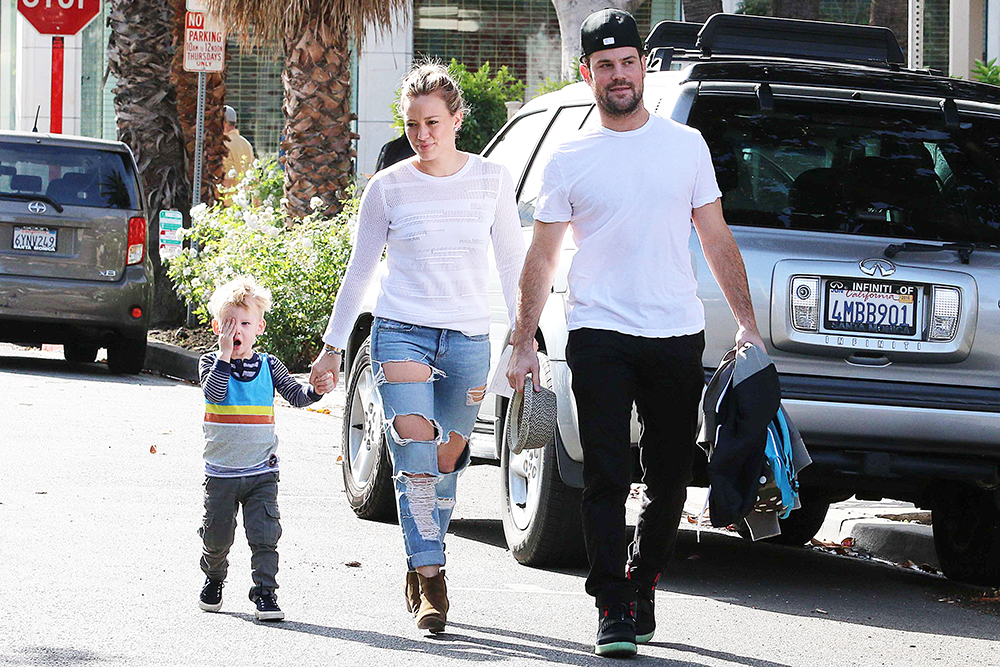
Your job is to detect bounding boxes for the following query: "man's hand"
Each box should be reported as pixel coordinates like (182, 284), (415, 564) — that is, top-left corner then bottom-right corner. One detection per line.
(312, 370), (337, 395)
(735, 324), (766, 352)
(217, 317), (235, 360)
(310, 351), (340, 390)
(506, 340), (540, 393)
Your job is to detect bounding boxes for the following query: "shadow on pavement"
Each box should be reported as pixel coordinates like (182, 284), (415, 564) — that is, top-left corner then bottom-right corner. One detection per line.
(227, 611), (710, 665)
(448, 518), (509, 549)
(0, 351), (175, 386)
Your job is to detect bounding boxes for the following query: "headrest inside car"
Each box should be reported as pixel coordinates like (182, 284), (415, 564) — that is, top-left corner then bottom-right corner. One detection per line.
(10, 174), (42, 193)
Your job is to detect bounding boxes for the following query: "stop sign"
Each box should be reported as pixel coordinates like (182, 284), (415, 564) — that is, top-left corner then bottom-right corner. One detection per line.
(17, 0), (101, 36)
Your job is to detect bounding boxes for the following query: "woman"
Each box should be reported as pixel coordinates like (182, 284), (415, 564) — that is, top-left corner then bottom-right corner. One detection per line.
(310, 63), (525, 633)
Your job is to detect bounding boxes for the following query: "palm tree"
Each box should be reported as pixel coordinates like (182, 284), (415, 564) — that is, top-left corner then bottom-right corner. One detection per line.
(208, 0), (409, 218)
(549, 0), (649, 81)
(170, 0), (228, 206)
(870, 0), (908, 58)
(107, 0), (190, 323)
(683, 0), (722, 22)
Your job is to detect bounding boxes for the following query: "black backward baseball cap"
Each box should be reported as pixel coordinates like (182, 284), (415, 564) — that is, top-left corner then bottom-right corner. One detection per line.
(580, 9), (643, 59)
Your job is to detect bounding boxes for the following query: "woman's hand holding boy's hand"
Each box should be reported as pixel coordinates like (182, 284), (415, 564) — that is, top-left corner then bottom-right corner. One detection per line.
(312, 371), (336, 395)
(310, 351), (340, 391)
(217, 317), (236, 360)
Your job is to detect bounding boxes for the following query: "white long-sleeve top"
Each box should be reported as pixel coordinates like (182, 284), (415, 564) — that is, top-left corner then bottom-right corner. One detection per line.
(322, 154), (526, 349)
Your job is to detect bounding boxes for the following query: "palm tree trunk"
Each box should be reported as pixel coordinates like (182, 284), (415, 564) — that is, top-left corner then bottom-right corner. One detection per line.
(870, 0), (908, 57)
(281, 16), (357, 218)
(551, 0), (649, 81)
(169, 0), (228, 207)
(770, 0), (820, 19)
(107, 0), (190, 324)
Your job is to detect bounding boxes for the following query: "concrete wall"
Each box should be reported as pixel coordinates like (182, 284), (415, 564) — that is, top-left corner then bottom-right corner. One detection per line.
(15, 15), (84, 135)
(950, 0), (985, 79)
(356, 7), (413, 179)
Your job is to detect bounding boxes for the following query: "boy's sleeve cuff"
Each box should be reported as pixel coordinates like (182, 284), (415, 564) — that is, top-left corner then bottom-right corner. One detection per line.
(213, 357), (232, 372)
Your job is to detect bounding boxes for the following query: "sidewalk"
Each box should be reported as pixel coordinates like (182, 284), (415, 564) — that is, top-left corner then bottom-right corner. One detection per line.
(144, 340), (940, 572)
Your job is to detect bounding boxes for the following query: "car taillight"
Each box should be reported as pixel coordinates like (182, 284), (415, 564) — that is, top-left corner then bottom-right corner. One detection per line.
(127, 216), (146, 265)
(790, 276), (820, 332)
(928, 286), (960, 341)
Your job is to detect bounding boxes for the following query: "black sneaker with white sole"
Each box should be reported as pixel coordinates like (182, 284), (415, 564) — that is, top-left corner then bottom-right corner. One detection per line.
(251, 590), (285, 621)
(627, 570), (659, 644)
(595, 603), (637, 658)
(199, 578), (224, 612)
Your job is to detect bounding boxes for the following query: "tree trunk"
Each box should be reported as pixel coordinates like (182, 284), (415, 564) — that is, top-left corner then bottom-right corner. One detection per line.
(770, 0), (821, 19)
(107, 0), (190, 325)
(550, 0), (649, 81)
(683, 0), (723, 23)
(281, 17), (357, 218)
(870, 0), (908, 58)
(168, 0), (227, 207)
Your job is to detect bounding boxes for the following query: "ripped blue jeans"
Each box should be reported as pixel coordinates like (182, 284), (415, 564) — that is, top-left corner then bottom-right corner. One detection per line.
(370, 317), (490, 570)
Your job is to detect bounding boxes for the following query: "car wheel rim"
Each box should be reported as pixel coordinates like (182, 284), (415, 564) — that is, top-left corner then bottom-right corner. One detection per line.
(507, 445), (543, 531)
(348, 363), (383, 488)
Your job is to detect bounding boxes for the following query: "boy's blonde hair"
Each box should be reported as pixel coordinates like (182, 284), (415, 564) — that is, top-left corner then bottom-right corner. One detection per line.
(207, 275), (273, 320)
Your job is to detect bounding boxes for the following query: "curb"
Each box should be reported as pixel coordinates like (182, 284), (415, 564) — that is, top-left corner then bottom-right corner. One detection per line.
(144, 341), (200, 383)
(816, 507), (939, 569)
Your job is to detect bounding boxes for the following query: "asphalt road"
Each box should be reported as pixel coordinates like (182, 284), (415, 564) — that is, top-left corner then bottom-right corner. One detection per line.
(2, 344), (998, 667)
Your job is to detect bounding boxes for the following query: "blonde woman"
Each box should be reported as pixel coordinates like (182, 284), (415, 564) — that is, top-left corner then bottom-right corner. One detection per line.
(310, 63), (525, 632)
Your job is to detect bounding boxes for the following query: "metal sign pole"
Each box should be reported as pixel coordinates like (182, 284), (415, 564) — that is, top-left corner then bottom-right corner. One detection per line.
(186, 70), (207, 327)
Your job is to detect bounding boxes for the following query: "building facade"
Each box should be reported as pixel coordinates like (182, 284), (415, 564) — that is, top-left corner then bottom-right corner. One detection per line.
(0, 0), (995, 177)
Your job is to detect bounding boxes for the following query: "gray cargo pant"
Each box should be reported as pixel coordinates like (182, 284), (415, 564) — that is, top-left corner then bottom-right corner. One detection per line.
(199, 472), (281, 594)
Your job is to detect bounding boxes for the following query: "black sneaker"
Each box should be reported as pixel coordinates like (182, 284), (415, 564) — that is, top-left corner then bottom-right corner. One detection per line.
(251, 590), (285, 621)
(199, 578), (224, 612)
(595, 603), (637, 658)
(628, 571), (659, 644)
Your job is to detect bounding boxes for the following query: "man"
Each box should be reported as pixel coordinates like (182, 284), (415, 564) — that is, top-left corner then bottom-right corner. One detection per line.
(506, 8), (764, 659)
(221, 105), (255, 196)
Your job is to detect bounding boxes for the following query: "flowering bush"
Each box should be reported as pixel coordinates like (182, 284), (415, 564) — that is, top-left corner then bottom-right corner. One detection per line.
(166, 158), (357, 370)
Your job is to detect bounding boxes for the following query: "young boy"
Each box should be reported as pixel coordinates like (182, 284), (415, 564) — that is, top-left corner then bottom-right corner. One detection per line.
(197, 276), (334, 621)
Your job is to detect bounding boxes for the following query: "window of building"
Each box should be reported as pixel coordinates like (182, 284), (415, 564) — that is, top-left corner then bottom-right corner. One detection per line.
(81, 3), (117, 140)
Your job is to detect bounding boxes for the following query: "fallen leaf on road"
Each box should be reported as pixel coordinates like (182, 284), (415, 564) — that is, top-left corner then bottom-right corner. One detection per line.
(150, 445), (157, 454)
(335, 455), (343, 465)
(840, 537), (854, 547)
(345, 561), (361, 568)
(307, 407), (332, 415)
(35, 491), (47, 495)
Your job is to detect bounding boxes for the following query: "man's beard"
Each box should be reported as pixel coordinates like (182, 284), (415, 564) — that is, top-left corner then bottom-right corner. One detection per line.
(596, 80), (642, 117)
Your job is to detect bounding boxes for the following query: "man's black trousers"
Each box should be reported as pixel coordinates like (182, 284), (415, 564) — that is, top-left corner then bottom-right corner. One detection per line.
(566, 327), (705, 607)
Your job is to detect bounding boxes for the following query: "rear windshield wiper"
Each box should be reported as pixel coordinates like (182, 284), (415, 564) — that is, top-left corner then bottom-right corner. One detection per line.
(884, 241), (1000, 265)
(0, 192), (64, 213)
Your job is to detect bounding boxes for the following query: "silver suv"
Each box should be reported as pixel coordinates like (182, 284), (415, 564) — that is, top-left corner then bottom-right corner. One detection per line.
(0, 131), (152, 373)
(339, 15), (1000, 586)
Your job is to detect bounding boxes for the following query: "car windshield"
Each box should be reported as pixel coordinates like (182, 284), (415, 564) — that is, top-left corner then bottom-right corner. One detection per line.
(0, 142), (141, 210)
(687, 96), (1000, 244)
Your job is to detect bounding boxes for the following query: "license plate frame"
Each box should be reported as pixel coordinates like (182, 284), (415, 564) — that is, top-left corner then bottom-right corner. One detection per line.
(12, 226), (58, 253)
(824, 278), (919, 337)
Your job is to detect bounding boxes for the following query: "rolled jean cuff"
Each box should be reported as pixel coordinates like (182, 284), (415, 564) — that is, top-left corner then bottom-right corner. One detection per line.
(408, 548), (446, 570)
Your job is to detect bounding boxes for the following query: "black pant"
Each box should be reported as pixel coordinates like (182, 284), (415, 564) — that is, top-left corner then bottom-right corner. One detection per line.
(566, 328), (705, 608)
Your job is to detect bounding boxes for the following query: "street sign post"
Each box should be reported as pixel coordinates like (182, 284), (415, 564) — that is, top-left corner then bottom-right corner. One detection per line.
(17, 0), (102, 134)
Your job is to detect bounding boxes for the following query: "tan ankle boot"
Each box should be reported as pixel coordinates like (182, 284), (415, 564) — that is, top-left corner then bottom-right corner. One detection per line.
(415, 570), (448, 633)
(405, 571), (420, 615)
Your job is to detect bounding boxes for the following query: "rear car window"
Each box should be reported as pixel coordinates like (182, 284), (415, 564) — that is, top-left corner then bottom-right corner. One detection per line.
(0, 142), (141, 210)
(687, 96), (1000, 244)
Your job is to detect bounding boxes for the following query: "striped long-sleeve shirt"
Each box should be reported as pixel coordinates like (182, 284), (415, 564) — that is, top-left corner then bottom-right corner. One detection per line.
(199, 351), (321, 476)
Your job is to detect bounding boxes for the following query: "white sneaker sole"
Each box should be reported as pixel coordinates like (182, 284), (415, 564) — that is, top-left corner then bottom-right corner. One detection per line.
(199, 600), (223, 612)
(255, 609), (285, 621)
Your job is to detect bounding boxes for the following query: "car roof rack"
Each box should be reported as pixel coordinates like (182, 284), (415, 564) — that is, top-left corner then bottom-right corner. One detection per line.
(646, 13), (906, 70)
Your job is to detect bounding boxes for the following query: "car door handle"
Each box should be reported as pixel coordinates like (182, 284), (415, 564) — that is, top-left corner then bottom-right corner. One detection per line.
(845, 353), (891, 367)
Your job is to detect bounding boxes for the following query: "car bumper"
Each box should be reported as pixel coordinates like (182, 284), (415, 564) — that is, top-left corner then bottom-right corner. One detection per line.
(0, 266), (152, 343)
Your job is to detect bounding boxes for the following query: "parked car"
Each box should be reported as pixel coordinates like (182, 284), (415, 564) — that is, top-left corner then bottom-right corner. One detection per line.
(0, 131), (152, 373)
(339, 14), (1000, 585)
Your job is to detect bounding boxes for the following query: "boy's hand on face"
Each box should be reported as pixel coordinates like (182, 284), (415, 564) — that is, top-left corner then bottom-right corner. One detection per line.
(312, 371), (336, 395)
(218, 317), (236, 360)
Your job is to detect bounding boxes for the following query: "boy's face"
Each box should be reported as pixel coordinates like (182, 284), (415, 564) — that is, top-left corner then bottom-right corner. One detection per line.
(212, 304), (266, 359)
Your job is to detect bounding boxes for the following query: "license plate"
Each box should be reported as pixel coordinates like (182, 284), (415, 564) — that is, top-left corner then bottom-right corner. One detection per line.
(13, 226), (57, 253)
(825, 279), (917, 336)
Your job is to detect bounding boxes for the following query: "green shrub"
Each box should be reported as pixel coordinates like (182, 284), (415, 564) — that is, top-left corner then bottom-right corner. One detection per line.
(392, 60), (525, 154)
(972, 58), (1000, 85)
(166, 158), (356, 371)
(533, 59), (582, 99)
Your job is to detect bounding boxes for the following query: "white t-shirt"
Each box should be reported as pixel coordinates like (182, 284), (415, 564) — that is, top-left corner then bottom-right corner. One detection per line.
(322, 154), (525, 349)
(535, 113), (721, 337)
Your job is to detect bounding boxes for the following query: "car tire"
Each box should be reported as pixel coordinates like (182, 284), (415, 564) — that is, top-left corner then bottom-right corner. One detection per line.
(501, 352), (585, 567)
(64, 343), (98, 364)
(932, 482), (1000, 585)
(341, 338), (397, 522)
(764, 497), (830, 546)
(107, 336), (146, 374)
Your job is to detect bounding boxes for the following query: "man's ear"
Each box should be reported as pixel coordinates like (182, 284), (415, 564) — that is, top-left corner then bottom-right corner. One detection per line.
(580, 60), (591, 85)
(211, 318), (221, 334)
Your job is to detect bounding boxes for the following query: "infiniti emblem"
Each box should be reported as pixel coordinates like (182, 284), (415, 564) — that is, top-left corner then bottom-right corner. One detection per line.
(859, 258), (896, 277)
(27, 201), (47, 214)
